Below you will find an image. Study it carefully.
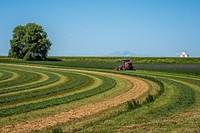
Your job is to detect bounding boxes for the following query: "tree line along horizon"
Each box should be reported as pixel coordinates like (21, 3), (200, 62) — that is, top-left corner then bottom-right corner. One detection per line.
(9, 23), (52, 61)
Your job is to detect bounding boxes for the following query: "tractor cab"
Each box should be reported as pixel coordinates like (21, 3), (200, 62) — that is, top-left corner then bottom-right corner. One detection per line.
(115, 59), (136, 70)
(122, 59), (134, 70)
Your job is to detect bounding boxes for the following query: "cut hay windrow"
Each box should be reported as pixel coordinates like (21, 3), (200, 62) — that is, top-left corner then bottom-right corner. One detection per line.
(127, 71), (196, 111)
(0, 69), (20, 84)
(0, 70), (13, 81)
(0, 69), (36, 89)
(0, 74), (99, 111)
(1, 73), (130, 122)
(84, 70), (199, 133)
(50, 68), (198, 133)
(1, 62), (199, 133)
(0, 72), (88, 104)
(0, 64), (118, 108)
(0, 69), (151, 133)
(0, 72), (116, 117)
(0, 71), (60, 95)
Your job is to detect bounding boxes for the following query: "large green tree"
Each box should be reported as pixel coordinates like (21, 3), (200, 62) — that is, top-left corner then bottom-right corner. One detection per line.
(9, 23), (52, 60)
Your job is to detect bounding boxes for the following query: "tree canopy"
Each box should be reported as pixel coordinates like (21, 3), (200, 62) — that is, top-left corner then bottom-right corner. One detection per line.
(9, 23), (52, 60)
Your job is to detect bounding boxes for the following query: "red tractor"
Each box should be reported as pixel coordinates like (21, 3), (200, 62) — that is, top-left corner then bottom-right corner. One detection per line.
(115, 59), (136, 70)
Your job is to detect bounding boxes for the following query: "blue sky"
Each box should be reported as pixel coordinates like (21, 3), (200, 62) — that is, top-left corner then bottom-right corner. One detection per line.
(0, 0), (200, 57)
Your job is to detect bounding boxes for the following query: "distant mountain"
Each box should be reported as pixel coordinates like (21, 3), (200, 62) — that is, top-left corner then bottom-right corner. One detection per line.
(105, 51), (137, 56)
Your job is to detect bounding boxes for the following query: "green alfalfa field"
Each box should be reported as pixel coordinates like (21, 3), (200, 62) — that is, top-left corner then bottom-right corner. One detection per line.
(0, 56), (200, 133)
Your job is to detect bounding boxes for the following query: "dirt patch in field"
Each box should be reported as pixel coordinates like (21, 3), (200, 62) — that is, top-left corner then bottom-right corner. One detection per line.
(0, 64), (150, 133)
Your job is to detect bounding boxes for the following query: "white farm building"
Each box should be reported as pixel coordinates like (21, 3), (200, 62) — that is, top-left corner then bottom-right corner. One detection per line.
(180, 51), (189, 57)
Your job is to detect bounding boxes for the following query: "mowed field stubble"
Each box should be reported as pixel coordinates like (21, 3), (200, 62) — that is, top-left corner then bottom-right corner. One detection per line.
(0, 57), (199, 133)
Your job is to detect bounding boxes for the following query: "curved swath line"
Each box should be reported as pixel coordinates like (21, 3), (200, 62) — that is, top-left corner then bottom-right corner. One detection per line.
(0, 70), (149, 133)
(135, 71), (200, 82)
(153, 77), (195, 110)
(0, 71), (49, 94)
(130, 71), (196, 102)
(117, 73), (198, 132)
(0, 69), (24, 85)
(0, 72), (88, 104)
(0, 70), (13, 81)
(46, 72), (102, 97)
(0, 71), (64, 95)
(5, 71), (73, 96)
(0, 69), (36, 89)
(0, 64), (198, 132)
(0, 71), (65, 102)
(0, 70), (74, 97)
(155, 73), (200, 87)
(1, 72), (103, 109)
(126, 71), (196, 113)
(0, 73), (116, 117)
(4, 74), (130, 120)
(0, 70), (20, 84)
